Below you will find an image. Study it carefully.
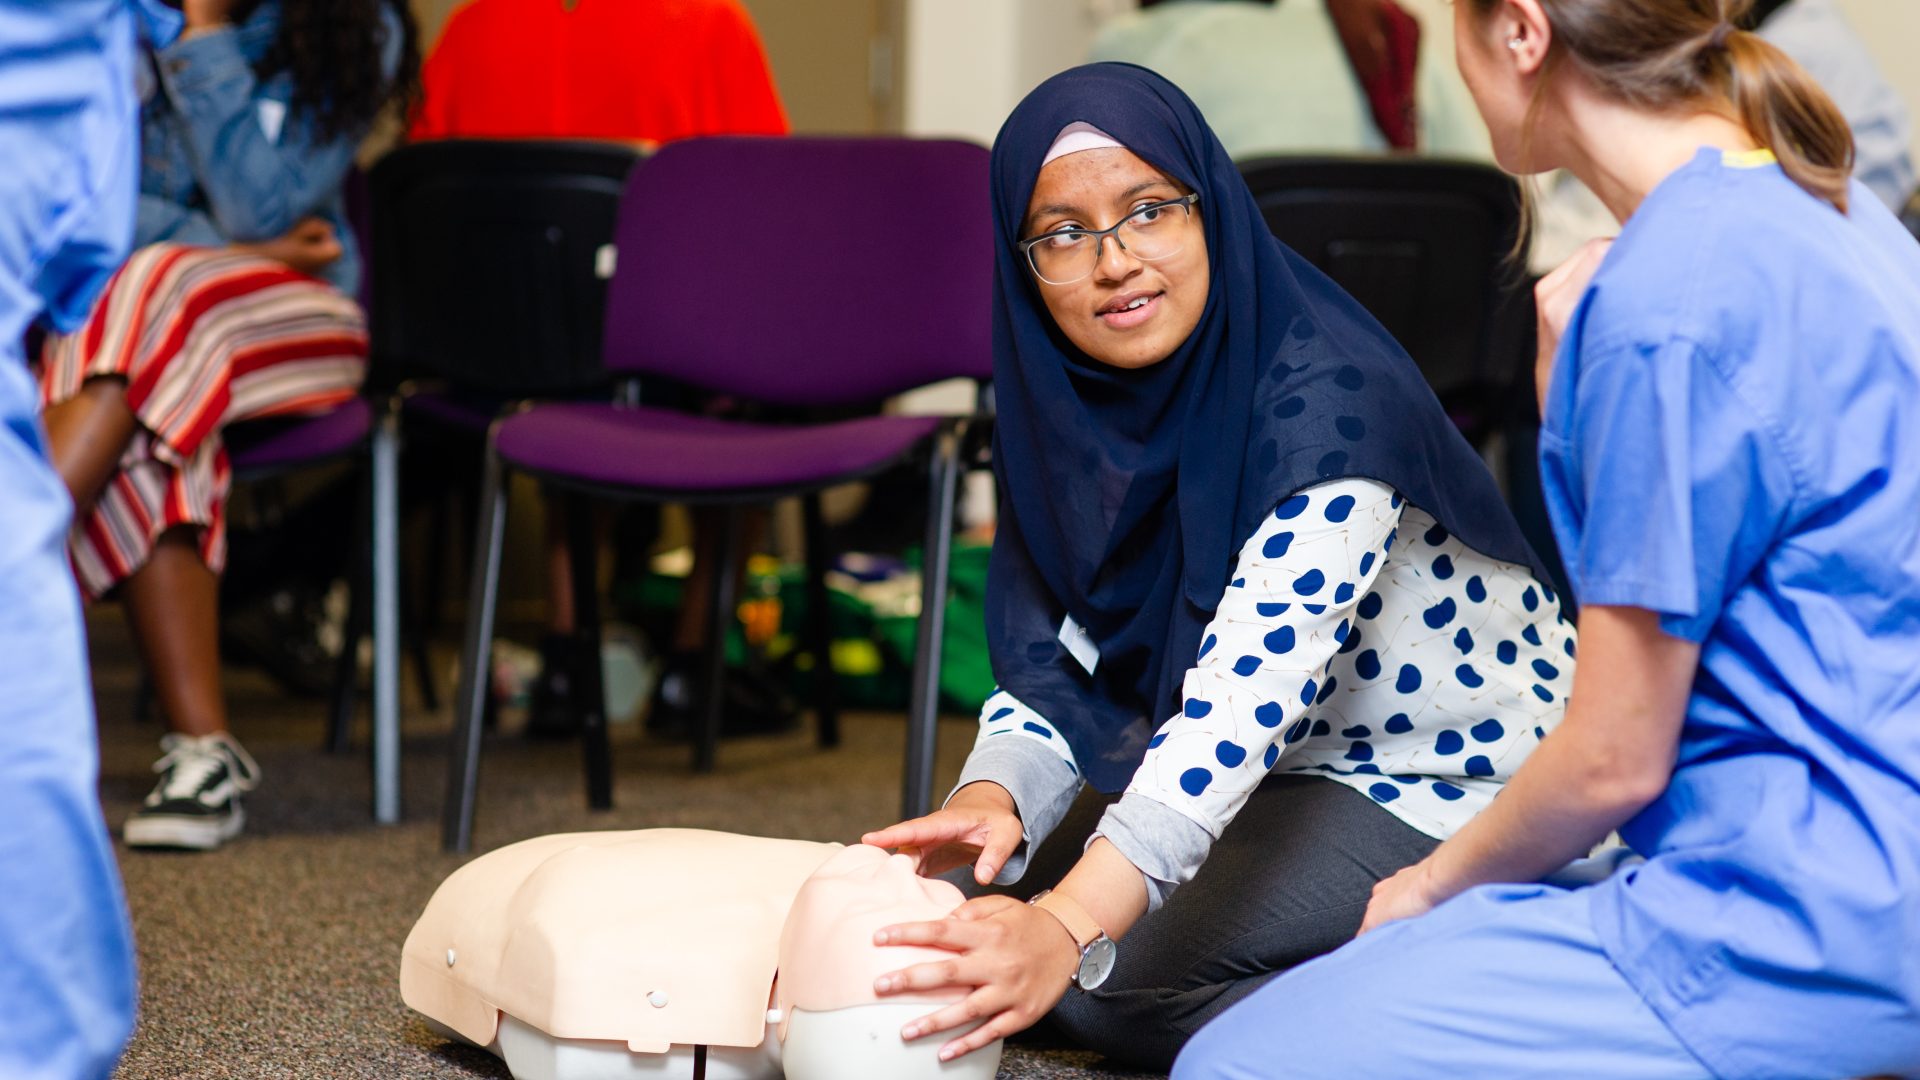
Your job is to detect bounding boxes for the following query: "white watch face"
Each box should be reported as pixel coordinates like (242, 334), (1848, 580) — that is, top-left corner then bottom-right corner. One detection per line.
(1077, 936), (1118, 991)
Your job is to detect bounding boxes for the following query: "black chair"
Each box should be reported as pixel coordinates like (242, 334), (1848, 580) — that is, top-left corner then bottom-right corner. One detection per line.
(367, 139), (641, 399)
(1238, 155), (1571, 598)
(1237, 155), (1532, 449)
(363, 140), (641, 771)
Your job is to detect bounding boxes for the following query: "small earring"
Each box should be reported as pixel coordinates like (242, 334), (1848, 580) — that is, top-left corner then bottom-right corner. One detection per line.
(1507, 36), (1524, 50)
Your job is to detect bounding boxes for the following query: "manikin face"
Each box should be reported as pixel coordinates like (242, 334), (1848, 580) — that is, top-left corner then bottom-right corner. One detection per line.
(775, 844), (966, 1014)
(1022, 147), (1210, 370)
(774, 845), (999, 1080)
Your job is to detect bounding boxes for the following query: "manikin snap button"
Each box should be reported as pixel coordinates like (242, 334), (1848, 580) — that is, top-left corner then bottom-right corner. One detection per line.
(445, 949), (457, 967)
(647, 991), (670, 1008)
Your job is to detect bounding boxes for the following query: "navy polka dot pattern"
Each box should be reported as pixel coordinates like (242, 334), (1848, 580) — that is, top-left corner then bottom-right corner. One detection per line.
(1118, 478), (1574, 845)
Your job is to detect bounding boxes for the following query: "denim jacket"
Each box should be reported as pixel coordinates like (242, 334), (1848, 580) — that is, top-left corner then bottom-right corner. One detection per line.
(136, 1), (400, 296)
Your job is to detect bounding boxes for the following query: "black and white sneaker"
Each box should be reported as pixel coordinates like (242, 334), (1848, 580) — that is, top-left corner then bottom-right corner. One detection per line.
(123, 732), (262, 851)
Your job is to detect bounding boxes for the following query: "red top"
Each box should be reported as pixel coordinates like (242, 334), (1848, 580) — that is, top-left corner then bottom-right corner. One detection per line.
(410, 0), (789, 143)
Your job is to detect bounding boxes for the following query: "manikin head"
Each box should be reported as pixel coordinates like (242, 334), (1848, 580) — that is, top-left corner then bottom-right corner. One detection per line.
(774, 845), (1001, 1080)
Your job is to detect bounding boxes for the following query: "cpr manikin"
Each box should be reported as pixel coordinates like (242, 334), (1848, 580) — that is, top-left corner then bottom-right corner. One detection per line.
(401, 830), (1003, 1080)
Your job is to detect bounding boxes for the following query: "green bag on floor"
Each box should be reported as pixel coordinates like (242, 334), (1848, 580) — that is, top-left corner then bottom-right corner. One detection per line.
(873, 542), (993, 715)
(614, 544), (994, 716)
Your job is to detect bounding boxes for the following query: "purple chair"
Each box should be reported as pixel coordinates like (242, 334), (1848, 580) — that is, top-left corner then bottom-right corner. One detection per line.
(443, 136), (992, 852)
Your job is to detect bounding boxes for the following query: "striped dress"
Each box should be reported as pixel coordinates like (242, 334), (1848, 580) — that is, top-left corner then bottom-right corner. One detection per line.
(39, 243), (367, 599)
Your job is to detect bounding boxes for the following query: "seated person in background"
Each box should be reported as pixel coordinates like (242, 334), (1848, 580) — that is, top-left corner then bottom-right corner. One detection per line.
(37, 0), (421, 852)
(409, 0), (794, 740)
(857, 63), (1574, 1072)
(1531, 0), (1912, 269)
(1092, 0), (1492, 157)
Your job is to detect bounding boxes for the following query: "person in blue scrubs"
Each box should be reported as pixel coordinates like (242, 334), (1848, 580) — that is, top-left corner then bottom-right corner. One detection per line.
(0, 2), (177, 1077)
(1174, 1), (1920, 1078)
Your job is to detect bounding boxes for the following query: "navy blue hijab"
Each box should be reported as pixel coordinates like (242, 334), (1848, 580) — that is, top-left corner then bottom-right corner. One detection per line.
(985, 64), (1548, 792)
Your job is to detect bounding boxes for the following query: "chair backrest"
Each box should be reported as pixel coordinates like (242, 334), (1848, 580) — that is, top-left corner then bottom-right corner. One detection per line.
(368, 139), (642, 395)
(602, 136), (993, 408)
(1237, 156), (1531, 441)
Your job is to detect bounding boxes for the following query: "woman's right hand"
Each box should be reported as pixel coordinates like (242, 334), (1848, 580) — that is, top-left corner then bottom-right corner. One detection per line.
(1533, 237), (1613, 417)
(233, 218), (344, 277)
(181, 0), (235, 31)
(860, 781), (1024, 885)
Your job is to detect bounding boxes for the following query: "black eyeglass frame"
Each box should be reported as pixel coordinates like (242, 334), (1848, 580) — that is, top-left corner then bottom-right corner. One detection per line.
(1017, 192), (1203, 285)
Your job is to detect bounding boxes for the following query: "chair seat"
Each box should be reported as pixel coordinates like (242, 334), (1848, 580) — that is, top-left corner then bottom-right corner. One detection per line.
(228, 397), (372, 476)
(494, 403), (943, 493)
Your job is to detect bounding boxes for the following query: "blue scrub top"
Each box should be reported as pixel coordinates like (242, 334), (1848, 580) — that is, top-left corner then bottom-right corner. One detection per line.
(0, 3), (176, 1077)
(1541, 148), (1920, 1078)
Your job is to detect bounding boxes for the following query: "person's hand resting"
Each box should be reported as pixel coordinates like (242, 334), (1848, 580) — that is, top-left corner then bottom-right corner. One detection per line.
(1533, 237), (1613, 415)
(860, 781), (1024, 885)
(181, 0), (235, 32)
(232, 218), (344, 278)
(1357, 857), (1445, 935)
(871, 894), (1080, 1062)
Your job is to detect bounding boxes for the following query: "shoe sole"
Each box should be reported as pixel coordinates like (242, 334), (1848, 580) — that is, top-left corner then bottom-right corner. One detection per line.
(124, 804), (246, 851)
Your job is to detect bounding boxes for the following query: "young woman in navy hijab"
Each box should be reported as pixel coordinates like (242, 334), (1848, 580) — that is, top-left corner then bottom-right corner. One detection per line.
(862, 63), (1577, 1069)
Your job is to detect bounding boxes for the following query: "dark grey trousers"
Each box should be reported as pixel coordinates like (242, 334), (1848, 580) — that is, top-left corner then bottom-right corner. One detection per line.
(969, 775), (1439, 1072)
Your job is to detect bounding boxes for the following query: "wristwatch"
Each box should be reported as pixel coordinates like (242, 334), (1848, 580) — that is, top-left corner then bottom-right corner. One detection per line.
(1029, 889), (1118, 991)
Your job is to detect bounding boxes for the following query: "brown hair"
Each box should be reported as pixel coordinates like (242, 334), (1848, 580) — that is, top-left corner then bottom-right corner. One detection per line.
(1471, 0), (1855, 213)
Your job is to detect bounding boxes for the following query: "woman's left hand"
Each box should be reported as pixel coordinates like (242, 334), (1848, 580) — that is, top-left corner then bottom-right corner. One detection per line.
(873, 894), (1080, 1061)
(1357, 858), (1446, 936)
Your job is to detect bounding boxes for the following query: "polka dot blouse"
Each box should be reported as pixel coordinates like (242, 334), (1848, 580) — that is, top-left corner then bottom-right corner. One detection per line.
(959, 477), (1575, 902)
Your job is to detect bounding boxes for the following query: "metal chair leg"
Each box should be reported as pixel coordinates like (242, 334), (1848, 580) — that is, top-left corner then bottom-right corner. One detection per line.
(567, 494), (612, 810)
(802, 493), (840, 750)
(696, 505), (743, 774)
(903, 425), (960, 820)
(370, 405), (402, 825)
(442, 445), (510, 853)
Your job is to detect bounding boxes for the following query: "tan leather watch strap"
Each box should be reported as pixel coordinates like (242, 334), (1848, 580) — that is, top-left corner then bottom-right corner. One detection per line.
(1031, 889), (1105, 949)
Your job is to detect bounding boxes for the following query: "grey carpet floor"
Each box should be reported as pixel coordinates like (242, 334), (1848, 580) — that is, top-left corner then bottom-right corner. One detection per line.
(87, 615), (1162, 1080)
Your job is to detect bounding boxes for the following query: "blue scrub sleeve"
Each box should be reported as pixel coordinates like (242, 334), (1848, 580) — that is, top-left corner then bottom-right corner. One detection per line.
(1540, 336), (1799, 642)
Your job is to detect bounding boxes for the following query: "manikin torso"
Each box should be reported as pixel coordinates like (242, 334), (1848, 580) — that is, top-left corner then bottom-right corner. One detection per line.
(401, 830), (1003, 1080)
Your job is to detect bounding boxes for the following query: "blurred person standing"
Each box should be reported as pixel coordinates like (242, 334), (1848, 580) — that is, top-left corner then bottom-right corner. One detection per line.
(0, 1), (176, 1074)
(1091, 0), (1490, 158)
(411, 0), (786, 141)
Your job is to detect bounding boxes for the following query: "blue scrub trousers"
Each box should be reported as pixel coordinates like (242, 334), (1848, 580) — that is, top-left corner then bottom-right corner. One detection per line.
(0, 356), (136, 1077)
(1172, 883), (1713, 1080)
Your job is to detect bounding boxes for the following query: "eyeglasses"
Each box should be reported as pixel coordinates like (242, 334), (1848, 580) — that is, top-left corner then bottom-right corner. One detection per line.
(1018, 193), (1202, 286)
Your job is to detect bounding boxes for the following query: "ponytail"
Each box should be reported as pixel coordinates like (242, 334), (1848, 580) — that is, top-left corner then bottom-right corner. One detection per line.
(1468, 0), (1856, 213)
(1717, 29), (1853, 212)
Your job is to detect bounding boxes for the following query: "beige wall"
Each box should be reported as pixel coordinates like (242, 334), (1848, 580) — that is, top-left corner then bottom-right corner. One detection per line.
(901, 0), (1117, 143)
(1835, 0), (1920, 134)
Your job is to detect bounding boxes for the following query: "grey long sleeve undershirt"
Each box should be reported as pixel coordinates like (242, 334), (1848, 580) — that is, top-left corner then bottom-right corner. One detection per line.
(947, 735), (1210, 912)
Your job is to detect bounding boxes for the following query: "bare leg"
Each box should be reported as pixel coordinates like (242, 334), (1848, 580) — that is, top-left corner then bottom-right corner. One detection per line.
(121, 528), (228, 738)
(42, 377), (138, 516)
(673, 507), (765, 653)
(543, 491), (577, 636)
